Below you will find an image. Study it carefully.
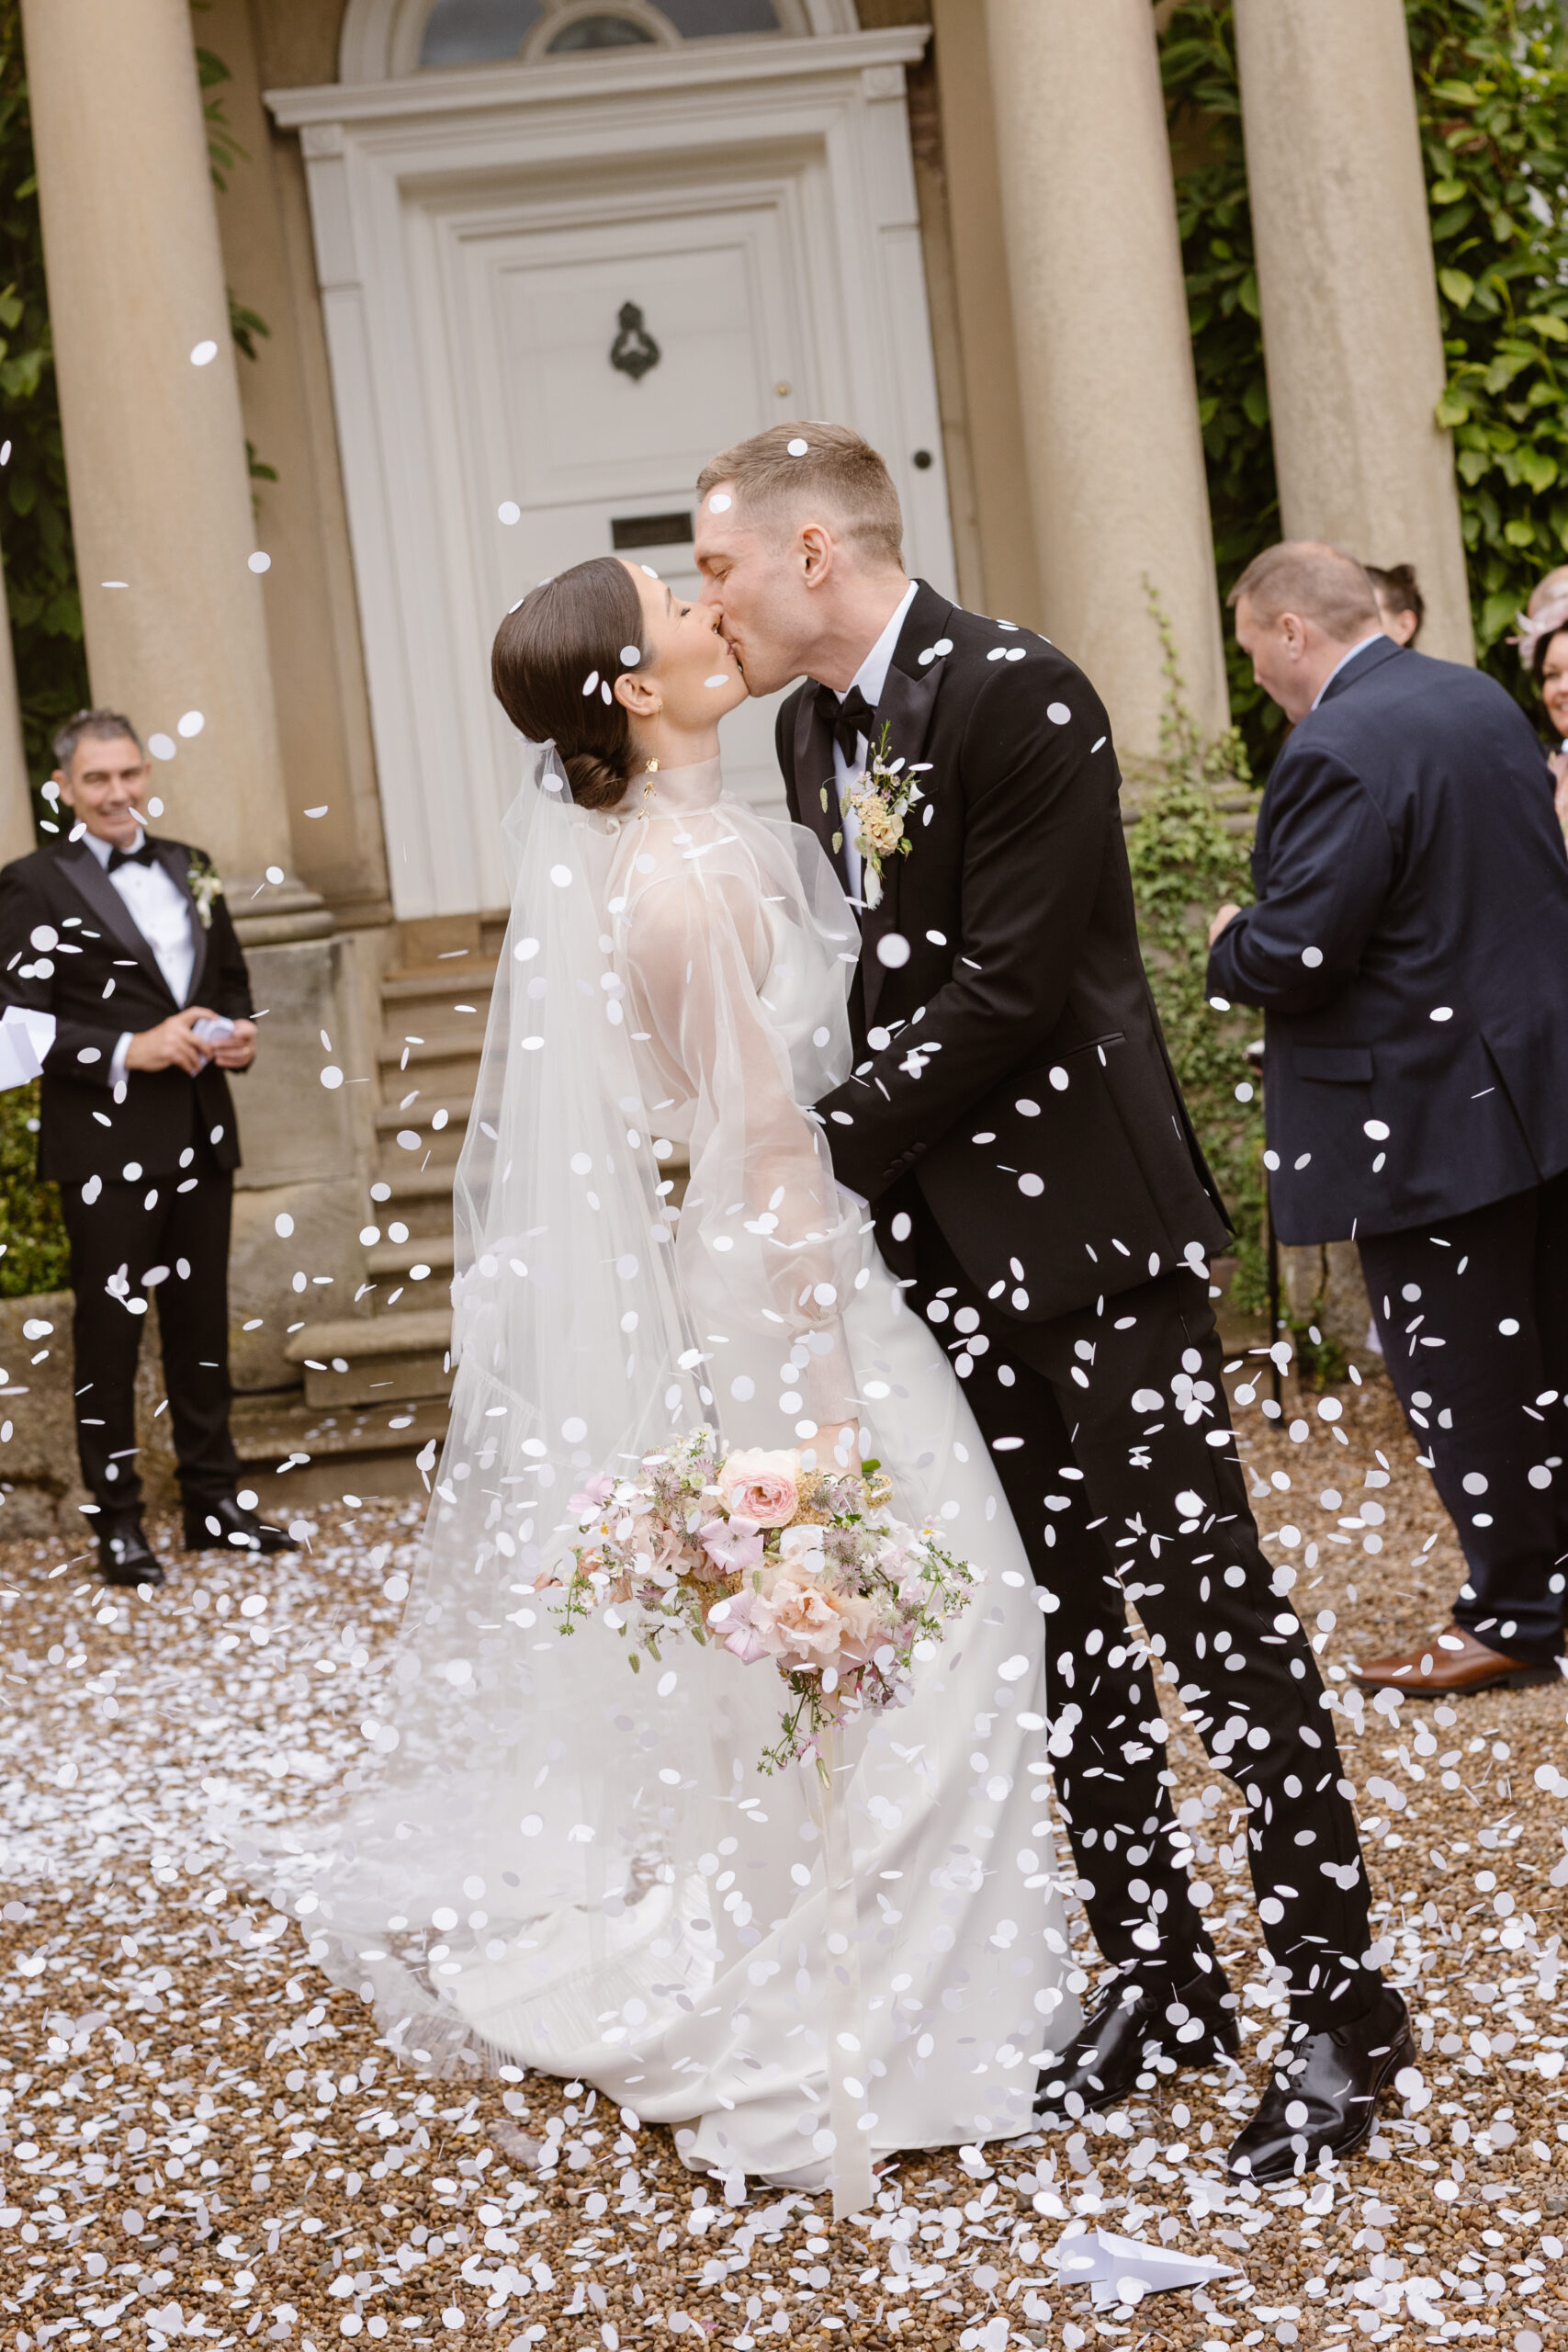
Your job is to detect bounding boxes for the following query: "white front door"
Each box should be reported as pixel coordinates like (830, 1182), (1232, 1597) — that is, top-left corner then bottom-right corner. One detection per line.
(277, 28), (954, 918)
(454, 186), (813, 821)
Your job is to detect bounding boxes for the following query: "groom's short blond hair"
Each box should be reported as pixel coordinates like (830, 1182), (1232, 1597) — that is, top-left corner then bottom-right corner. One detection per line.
(696, 423), (905, 571)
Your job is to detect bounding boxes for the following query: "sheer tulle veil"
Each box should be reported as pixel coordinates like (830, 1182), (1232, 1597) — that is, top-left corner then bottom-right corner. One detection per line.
(239, 740), (852, 2067)
(237, 736), (1075, 2187)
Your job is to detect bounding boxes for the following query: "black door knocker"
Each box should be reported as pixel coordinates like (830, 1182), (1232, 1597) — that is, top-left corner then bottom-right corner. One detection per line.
(610, 301), (661, 384)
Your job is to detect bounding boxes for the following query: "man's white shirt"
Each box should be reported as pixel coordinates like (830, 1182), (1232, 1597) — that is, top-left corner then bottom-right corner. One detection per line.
(831, 579), (919, 903)
(82, 828), (195, 1088)
(1311, 633), (1386, 712)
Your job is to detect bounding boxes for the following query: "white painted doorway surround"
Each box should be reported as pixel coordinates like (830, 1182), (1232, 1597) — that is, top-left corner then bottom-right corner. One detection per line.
(269, 23), (956, 920)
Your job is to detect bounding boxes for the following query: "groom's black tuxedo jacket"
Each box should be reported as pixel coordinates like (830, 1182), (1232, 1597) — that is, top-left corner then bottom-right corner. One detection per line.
(0, 834), (253, 1185)
(777, 580), (1229, 1325)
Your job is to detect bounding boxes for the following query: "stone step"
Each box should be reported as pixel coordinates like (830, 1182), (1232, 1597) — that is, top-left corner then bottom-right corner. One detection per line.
(284, 1306), (453, 1408)
(231, 1391), (446, 1508)
(371, 1168), (460, 1238)
(374, 1095), (470, 1166)
(375, 1034), (485, 1099)
(380, 964), (498, 1016)
(365, 1233), (454, 1281)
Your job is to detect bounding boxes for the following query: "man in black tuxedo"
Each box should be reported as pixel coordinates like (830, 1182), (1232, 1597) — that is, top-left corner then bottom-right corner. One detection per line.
(0, 710), (293, 1587)
(694, 426), (1405, 2182)
(1211, 540), (1568, 1696)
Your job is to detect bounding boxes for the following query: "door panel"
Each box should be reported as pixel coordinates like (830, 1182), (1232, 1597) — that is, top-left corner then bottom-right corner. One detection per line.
(454, 192), (806, 831)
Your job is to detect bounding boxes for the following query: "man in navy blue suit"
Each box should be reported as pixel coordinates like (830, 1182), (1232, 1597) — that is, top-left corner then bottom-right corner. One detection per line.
(1210, 542), (1568, 1696)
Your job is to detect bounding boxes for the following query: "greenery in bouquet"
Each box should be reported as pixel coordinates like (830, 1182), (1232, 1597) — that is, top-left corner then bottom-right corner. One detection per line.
(544, 1429), (974, 1775)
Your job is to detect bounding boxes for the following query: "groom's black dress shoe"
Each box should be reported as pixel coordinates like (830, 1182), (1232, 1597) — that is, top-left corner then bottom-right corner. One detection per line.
(1227, 1984), (1415, 2182)
(1035, 1963), (1239, 2114)
(97, 1515), (164, 1589)
(183, 1494), (297, 1555)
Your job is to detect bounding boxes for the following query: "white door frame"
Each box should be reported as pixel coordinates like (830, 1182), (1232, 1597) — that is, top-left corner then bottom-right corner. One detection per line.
(269, 28), (953, 920)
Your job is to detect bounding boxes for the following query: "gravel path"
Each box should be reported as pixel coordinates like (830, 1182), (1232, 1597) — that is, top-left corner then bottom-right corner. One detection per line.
(0, 1364), (1564, 2352)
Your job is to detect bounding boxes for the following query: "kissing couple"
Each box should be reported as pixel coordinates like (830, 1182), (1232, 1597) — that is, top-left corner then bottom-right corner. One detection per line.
(263, 424), (1410, 2201)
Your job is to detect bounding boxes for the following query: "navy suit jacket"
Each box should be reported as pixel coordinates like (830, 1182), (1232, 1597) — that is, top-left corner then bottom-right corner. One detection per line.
(1206, 635), (1568, 1243)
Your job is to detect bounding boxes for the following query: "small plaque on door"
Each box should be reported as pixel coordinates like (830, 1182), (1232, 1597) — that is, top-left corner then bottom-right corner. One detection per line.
(611, 512), (694, 551)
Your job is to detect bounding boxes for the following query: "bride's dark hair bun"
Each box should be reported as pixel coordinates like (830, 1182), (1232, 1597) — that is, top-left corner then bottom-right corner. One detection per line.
(491, 556), (649, 811)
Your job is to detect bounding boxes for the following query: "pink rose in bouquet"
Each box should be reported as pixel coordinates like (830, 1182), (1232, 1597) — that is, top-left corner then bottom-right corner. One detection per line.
(719, 1447), (800, 1528)
(569, 1471), (615, 1517)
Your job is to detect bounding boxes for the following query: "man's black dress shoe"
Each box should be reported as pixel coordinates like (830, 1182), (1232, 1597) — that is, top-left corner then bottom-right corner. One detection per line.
(183, 1494), (297, 1555)
(1036, 1962), (1239, 2114)
(97, 1516), (164, 1589)
(1227, 1983), (1415, 2182)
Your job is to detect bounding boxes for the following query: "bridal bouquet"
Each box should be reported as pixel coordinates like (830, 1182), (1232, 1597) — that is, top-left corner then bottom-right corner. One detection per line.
(541, 1430), (973, 1773)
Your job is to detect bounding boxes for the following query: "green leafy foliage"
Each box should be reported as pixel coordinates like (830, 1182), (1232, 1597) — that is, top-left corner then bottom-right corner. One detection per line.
(0, 1080), (68, 1296)
(1410, 0), (1568, 676)
(1126, 594), (1268, 1310)
(1163, 0), (1568, 746)
(0, 0), (89, 795)
(1160, 2), (1284, 777)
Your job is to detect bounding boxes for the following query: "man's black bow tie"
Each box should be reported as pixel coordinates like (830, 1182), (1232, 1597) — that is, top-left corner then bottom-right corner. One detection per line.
(106, 840), (158, 873)
(817, 681), (880, 767)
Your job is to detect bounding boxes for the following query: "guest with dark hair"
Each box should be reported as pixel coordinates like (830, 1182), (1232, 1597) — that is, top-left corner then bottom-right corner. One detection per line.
(1529, 617), (1568, 832)
(1366, 561), (1423, 648)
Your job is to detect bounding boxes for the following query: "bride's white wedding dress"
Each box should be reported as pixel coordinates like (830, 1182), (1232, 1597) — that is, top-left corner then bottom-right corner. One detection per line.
(249, 752), (1076, 2199)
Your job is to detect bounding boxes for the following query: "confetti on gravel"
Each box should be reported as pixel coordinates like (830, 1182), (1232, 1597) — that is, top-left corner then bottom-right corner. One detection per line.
(0, 1370), (1564, 2351)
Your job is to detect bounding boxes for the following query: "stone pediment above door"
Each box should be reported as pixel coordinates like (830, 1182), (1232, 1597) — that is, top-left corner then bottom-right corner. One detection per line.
(269, 20), (953, 920)
(340, 0), (859, 82)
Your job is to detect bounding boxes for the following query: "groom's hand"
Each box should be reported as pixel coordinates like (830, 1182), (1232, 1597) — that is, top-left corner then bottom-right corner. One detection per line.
(1209, 901), (1242, 946)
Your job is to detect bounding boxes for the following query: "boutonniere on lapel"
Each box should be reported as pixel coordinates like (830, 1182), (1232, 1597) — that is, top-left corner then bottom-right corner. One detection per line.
(842, 723), (933, 908)
(186, 851), (224, 931)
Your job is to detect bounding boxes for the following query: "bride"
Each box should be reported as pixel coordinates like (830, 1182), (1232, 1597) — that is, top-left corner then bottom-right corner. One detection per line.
(256, 555), (1077, 2205)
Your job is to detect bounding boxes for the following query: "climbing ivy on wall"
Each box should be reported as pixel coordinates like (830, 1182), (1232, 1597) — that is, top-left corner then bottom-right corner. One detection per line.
(1162, 0), (1568, 771)
(1127, 600), (1268, 1308)
(0, 0), (88, 794)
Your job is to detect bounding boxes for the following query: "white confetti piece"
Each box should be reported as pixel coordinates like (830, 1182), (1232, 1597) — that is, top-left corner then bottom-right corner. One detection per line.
(189, 339), (218, 366)
(248, 549), (271, 572)
(177, 708), (205, 738)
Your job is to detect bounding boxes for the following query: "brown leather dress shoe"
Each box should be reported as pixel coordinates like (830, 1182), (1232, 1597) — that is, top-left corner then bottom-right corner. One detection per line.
(1353, 1623), (1560, 1696)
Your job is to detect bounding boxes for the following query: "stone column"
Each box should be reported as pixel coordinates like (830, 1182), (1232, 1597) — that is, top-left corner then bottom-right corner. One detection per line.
(0, 526), (34, 867)
(19, 0), (329, 898)
(983, 0), (1229, 754)
(1234, 0), (1473, 664)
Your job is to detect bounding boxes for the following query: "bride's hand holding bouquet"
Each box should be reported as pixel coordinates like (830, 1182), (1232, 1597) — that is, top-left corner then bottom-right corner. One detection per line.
(541, 1431), (974, 1774)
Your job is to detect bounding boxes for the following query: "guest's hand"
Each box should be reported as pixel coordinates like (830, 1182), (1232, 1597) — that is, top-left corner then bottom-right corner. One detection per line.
(211, 1017), (257, 1070)
(126, 1005), (217, 1075)
(1209, 901), (1242, 947)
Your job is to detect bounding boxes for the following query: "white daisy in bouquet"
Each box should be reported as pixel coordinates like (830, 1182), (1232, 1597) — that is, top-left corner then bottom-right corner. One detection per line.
(543, 1431), (974, 1773)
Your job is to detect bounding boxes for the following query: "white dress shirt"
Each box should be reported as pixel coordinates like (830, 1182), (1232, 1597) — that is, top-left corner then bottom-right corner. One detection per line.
(1310, 632), (1386, 712)
(82, 827), (196, 1087)
(831, 578), (919, 902)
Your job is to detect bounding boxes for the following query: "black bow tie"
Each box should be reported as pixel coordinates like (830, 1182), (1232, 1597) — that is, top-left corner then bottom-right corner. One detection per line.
(817, 682), (879, 767)
(106, 840), (157, 873)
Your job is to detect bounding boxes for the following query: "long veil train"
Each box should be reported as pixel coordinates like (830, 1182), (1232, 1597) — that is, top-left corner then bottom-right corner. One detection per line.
(240, 742), (1076, 2193)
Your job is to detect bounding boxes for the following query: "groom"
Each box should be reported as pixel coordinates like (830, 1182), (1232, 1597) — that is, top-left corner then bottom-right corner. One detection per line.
(695, 424), (1407, 2180)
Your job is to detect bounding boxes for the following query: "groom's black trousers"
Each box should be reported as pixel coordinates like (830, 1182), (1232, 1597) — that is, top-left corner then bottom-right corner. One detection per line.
(905, 1211), (1375, 2031)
